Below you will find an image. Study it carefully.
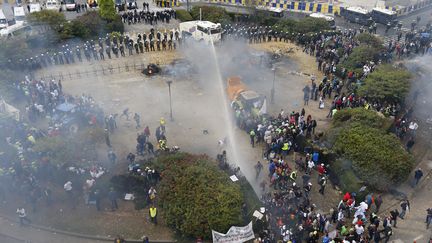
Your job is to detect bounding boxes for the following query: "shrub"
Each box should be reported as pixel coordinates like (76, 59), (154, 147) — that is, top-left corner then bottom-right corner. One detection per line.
(190, 6), (232, 24)
(98, 0), (117, 21)
(333, 125), (414, 190)
(332, 108), (391, 130)
(355, 33), (383, 48)
(338, 45), (383, 75)
(75, 11), (105, 37)
(27, 10), (67, 28)
(105, 15), (124, 33)
(358, 64), (411, 104)
(33, 127), (104, 166)
(157, 153), (242, 239)
(273, 17), (330, 35)
(176, 9), (193, 22)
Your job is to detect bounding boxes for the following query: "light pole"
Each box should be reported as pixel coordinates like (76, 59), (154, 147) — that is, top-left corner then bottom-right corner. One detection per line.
(270, 67), (276, 104)
(166, 80), (173, 121)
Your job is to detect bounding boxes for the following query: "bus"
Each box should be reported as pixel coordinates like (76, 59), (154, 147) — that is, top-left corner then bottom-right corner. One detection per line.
(340, 6), (370, 25)
(179, 20), (222, 44)
(371, 8), (397, 25)
(256, 6), (284, 18)
(308, 13), (336, 29)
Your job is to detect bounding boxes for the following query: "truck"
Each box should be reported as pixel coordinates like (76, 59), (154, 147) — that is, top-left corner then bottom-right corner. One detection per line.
(227, 76), (267, 119)
(0, 10), (7, 29)
(13, 6), (26, 23)
(29, 3), (42, 13)
(179, 20), (222, 44)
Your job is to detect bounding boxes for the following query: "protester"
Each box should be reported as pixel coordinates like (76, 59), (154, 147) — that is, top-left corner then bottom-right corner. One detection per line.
(16, 207), (31, 226)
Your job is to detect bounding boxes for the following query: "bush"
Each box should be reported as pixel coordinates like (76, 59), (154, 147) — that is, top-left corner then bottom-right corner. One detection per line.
(333, 125), (414, 190)
(332, 108), (391, 130)
(106, 15), (124, 33)
(27, 10), (67, 28)
(358, 64), (411, 104)
(98, 0), (117, 21)
(176, 9), (193, 22)
(338, 45), (383, 75)
(190, 6), (232, 25)
(274, 17), (330, 35)
(157, 153), (242, 239)
(33, 127), (104, 166)
(355, 33), (383, 48)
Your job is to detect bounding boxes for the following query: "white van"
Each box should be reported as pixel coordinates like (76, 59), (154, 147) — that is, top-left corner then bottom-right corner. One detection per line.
(46, 0), (61, 10)
(13, 6), (26, 23)
(65, 0), (77, 11)
(29, 3), (42, 12)
(0, 10), (7, 29)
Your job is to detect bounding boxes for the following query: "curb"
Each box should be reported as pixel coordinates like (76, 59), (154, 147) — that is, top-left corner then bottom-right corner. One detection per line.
(0, 214), (176, 243)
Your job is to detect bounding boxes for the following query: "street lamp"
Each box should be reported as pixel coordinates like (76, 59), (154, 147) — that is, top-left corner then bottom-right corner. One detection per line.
(270, 67), (276, 104)
(166, 80), (173, 121)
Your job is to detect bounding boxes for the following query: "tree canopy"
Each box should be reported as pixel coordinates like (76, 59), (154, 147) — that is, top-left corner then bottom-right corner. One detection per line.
(338, 45), (383, 75)
(273, 17), (330, 34)
(157, 153), (243, 239)
(333, 124), (414, 190)
(358, 64), (411, 104)
(190, 6), (232, 25)
(332, 108), (391, 130)
(98, 0), (117, 21)
(355, 33), (384, 48)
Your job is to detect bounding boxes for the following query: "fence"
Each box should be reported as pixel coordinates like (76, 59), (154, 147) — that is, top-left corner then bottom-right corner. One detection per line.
(387, 0), (432, 15)
(209, 0), (341, 14)
(35, 60), (148, 81)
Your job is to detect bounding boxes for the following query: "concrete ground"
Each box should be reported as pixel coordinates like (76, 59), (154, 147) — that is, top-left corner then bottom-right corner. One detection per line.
(0, 215), (109, 243)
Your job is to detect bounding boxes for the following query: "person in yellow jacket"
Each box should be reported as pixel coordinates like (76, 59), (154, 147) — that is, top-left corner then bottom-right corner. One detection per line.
(27, 134), (36, 144)
(249, 129), (256, 147)
(149, 205), (157, 224)
(282, 142), (290, 158)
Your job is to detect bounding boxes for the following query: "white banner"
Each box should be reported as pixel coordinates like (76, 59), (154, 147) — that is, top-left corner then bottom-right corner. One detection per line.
(212, 221), (255, 243)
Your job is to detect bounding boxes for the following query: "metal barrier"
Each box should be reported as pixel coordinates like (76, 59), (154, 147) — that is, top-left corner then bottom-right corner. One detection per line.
(36, 60), (146, 81)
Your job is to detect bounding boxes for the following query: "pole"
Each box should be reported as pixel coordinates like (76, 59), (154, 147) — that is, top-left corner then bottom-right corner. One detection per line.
(199, 8), (202, 21)
(186, 0), (189, 11)
(270, 67), (275, 104)
(167, 80), (173, 121)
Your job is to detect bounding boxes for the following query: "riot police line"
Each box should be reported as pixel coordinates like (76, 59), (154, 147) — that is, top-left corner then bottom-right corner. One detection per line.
(120, 8), (176, 25)
(10, 22), (344, 72)
(7, 28), (182, 71)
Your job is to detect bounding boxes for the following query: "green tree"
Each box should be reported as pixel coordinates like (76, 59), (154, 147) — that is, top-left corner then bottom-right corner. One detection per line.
(75, 11), (104, 37)
(332, 108), (391, 130)
(355, 32), (383, 48)
(334, 125), (414, 190)
(338, 45), (383, 75)
(157, 153), (243, 239)
(98, 0), (117, 21)
(358, 64), (411, 104)
(27, 10), (67, 28)
(190, 6), (232, 25)
(33, 127), (104, 166)
(175, 9), (193, 22)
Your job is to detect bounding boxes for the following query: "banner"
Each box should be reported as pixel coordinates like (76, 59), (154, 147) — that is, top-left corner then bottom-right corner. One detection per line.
(212, 222), (255, 243)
